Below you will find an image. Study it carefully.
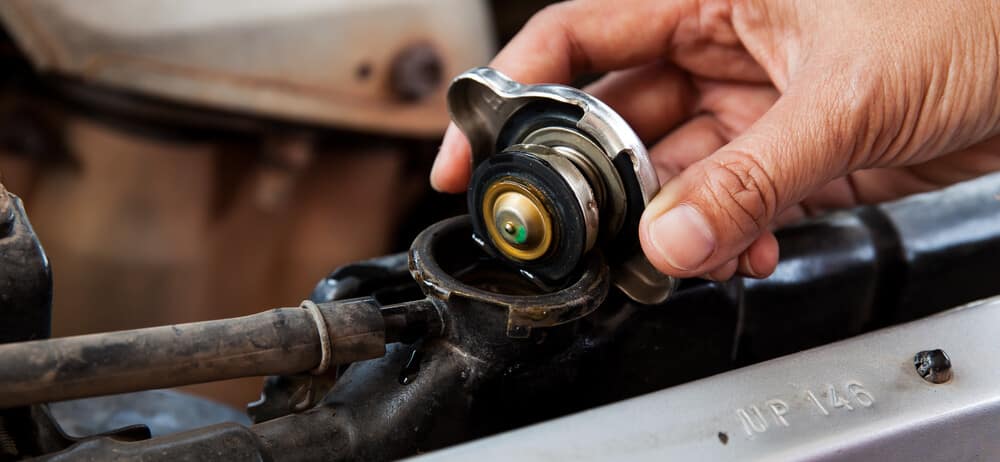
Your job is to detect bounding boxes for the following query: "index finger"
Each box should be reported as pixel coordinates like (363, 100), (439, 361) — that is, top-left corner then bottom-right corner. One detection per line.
(491, 0), (698, 84)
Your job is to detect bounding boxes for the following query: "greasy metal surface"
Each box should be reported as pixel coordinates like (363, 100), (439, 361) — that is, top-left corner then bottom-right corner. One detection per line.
(38, 423), (268, 462)
(310, 253), (413, 304)
(20, 174), (1000, 460)
(0, 0), (495, 135)
(0, 189), (52, 344)
(39, 214), (611, 461)
(252, 260), (443, 423)
(448, 67), (674, 304)
(49, 390), (250, 438)
(0, 299), (390, 408)
(0, 185), (58, 460)
(309, 299), (386, 371)
(0, 184), (12, 237)
(1, 403), (146, 460)
(0, 307), (321, 408)
(412, 295), (1000, 462)
(409, 215), (609, 337)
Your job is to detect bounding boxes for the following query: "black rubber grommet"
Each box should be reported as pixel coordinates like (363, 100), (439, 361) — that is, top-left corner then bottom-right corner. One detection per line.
(607, 153), (645, 264)
(495, 101), (584, 155)
(468, 149), (586, 283)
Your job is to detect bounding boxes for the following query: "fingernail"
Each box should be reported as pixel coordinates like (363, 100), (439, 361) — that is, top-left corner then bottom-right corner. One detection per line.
(649, 204), (715, 271)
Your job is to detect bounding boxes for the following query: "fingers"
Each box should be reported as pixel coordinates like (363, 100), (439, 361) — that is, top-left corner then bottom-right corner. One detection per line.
(491, 0), (699, 84)
(647, 81), (778, 179)
(639, 78), (860, 278)
(648, 115), (729, 180)
(738, 231), (779, 278)
(647, 115), (760, 280)
(790, 134), (1000, 216)
(584, 63), (696, 144)
(700, 231), (777, 281)
(430, 124), (472, 193)
(846, 135), (1000, 204)
(705, 258), (738, 281)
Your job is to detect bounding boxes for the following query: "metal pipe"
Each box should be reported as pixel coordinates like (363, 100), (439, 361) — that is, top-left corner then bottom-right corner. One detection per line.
(0, 298), (393, 408)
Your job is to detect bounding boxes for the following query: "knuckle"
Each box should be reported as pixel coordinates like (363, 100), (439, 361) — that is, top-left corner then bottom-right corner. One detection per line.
(701, 152), (777, 235)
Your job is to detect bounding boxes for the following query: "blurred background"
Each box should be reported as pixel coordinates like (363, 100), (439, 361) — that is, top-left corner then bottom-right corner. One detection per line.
(0, 0), (559, 407)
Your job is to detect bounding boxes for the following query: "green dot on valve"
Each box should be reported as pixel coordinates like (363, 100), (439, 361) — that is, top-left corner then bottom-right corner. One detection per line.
(514, 225), (527, 244)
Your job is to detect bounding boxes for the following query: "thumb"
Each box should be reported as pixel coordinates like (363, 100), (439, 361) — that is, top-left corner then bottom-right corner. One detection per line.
(639, 82), (861, 278)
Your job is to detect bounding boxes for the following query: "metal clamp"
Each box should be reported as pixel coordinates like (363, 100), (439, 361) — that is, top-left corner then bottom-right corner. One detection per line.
(301, 300), (332, 375)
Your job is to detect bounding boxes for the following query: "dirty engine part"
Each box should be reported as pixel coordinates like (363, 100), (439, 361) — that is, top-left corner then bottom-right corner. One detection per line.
(16, 172), (1000, 461)
(0, 297), (441, 408)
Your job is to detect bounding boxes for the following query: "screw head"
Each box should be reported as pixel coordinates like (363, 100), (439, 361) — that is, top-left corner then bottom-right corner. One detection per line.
(389, 44), (443, 102)
(914, 349), (953, 384)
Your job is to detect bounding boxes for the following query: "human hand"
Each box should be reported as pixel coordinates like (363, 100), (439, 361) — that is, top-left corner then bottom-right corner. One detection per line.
(431, 0), (1000, 280)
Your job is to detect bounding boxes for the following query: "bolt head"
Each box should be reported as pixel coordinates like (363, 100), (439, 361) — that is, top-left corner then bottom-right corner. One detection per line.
(389, 44), (443, 102)
(914, 349), (953, 384)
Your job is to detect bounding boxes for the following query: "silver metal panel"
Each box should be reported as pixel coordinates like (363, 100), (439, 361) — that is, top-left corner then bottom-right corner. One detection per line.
(412, 295), (1000, 461)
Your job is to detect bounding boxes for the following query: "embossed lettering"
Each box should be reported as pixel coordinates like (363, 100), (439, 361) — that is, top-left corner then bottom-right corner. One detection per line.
(828, 384), (854, 411)
(806, 390), (830, 416)
(766, 399), (790, 426)
(847, 382), (875, 407)
(737, 406), (769, 436)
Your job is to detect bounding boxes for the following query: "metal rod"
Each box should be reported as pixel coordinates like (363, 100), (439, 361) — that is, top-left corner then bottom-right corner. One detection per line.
(0, 298), (396, 408)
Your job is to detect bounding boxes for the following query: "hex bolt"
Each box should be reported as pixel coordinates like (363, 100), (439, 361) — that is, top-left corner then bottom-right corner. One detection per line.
(389, 43), (443, 102)
(914, 349), (953, 384)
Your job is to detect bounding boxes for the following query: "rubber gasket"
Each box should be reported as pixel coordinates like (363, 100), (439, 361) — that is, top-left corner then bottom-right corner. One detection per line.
(607, 153), (645, 264)
(495, 100), (585, 153)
